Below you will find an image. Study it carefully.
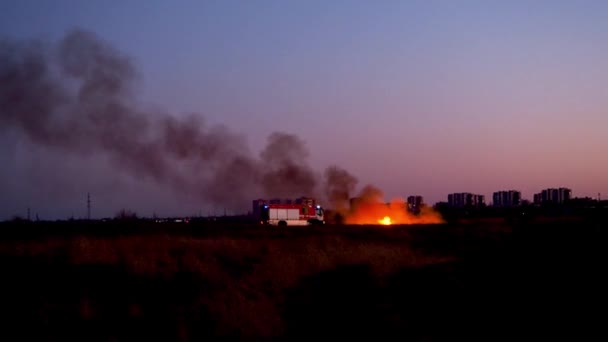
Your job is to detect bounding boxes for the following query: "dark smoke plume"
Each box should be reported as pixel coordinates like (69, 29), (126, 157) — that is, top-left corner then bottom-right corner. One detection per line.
(324, 166), (358, 213)
(260, 132), (317, 199)
(0, 29), (325, 211)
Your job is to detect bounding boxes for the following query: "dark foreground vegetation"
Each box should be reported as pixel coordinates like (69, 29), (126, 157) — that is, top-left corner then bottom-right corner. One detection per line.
(0, 218), (606, 341)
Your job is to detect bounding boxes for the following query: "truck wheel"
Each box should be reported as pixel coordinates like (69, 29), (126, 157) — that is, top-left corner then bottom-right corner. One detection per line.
(278, 220), (287, 227)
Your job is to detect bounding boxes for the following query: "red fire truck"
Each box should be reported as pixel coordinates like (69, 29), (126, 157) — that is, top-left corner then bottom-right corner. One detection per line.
(252, 197), (325, 226)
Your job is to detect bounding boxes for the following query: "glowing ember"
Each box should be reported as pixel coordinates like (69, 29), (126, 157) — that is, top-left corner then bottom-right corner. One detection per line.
(378, 216), (392, 225)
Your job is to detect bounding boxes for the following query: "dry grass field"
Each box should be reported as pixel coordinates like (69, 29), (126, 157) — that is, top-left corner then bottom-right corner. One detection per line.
(0, 220), (605, 341)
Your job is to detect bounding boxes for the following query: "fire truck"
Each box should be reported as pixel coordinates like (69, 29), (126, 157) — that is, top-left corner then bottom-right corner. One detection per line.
(252, 197), (325, 226)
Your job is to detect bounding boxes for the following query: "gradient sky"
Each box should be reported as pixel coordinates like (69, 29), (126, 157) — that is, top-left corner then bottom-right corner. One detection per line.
(1, 0), (607, 219)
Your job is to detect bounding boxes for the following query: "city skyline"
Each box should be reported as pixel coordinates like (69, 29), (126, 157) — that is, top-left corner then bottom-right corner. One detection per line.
(2, 1), (607, 219)
(7, 185), (595, 221)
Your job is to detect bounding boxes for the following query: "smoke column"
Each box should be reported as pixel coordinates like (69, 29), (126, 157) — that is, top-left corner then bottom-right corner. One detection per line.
(1, 28), (444, 223)
(323, 166), (358, 213)
(0, 29), (320, 211)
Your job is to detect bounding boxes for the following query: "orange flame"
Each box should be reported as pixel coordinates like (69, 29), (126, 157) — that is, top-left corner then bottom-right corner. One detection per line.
(378, 216), (392, 225)
(339, 185), (445, 225)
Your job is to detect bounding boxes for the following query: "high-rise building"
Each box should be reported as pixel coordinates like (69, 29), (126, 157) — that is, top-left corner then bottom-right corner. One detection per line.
(447, 193), (485, 208)
(560, 188), (571, 202)
(533, 187), (572, 205)
(492, 190), (521, 207)
(407, 195), (423, 209)
(471, 194), (485, 207)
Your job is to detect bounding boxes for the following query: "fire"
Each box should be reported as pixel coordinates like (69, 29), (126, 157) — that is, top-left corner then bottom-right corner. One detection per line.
(378, 216), (392, 225)
(337, 185), (445, 225)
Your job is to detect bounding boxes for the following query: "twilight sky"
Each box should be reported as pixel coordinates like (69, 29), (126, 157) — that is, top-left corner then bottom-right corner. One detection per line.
(1, 0), (607, 220)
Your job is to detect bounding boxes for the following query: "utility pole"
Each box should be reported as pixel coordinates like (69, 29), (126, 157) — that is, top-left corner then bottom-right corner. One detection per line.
(87, 193), (91, 220)
(27, 207), (30, 221)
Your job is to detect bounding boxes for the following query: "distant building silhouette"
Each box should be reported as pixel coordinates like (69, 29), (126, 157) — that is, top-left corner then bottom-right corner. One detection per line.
(407, 195), (424, 213)
(407, 195), (423, 209)
(533, 187), (572, 205)
(447, 193), (485, 208)
(492, 190), (521, 207)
